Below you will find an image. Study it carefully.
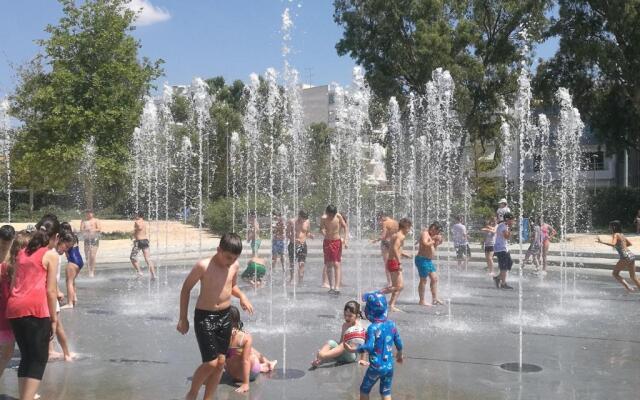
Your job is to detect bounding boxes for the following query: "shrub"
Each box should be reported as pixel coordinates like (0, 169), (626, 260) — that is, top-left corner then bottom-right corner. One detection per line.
(589, 187), (640, 231)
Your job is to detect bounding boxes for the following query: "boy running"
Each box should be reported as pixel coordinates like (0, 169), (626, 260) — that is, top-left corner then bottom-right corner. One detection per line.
(415, 222), (444, 306)
(177, 233), (254, 400)
(381, 218), (412, 312)
(493, 213), (515, 290)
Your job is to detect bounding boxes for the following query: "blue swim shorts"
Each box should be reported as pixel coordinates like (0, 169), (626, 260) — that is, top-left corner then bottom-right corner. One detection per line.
(415, 255), (436, 278)
(272, 239), (285, 255)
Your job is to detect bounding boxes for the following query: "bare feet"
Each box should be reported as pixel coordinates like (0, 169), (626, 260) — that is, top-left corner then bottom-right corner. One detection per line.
(49, 351), (63, 360)
(432, 299), (444, 305)
(60, 303), (74, 310)
(89, 272), (95, 278)
(64, 352), (77, 362)
(310, 358), (321, 370)
(418, 300), (432, 307)
(321, 283), (330, 289)
(268, 360), (278, 371)
(389, 306), (403, 313)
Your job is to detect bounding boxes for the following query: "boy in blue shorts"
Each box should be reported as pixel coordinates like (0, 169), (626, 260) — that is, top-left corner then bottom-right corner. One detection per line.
(345, 291), (403, 400)
(415, 222), (444, 306)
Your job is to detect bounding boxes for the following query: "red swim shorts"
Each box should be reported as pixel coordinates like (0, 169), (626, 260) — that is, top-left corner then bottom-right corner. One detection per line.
(323, 239), (343, 263)
(386, 259), (401, 272)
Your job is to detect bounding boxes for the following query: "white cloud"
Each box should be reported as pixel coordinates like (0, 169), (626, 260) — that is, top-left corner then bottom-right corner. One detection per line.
(127, 0), (171, 26)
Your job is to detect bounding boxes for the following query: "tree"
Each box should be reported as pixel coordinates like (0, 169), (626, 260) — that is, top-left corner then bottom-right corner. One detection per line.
(534, 0), (640, 152)
(10, 0), (163, 210)
(333, 0), (551, 146)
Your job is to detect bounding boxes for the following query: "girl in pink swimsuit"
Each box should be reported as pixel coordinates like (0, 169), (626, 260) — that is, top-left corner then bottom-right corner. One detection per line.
(224, 306), (277, 393)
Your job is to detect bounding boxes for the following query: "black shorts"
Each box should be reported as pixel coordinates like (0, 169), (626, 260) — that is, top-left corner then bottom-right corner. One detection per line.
(288, 241), (307, 262)
(194, 308), (232, 363)
(10, 316), (51, 379)
(484, 245), (494, 253)
(130, 239), (150, 259)
(495, 251), (513, 271)
(455, 244), (471, 260)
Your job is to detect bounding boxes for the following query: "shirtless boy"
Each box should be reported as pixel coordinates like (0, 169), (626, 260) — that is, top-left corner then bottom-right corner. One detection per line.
(80, 210), (101, 277)
(320, 205), (348, 294)
(371, 212), (399, 287)
(130, 212), (156, 280)
(415, 222), (444, 306)
(382, 218), (412, 312)
(177, 233), (254, 400)
(287, 210), (313, 284)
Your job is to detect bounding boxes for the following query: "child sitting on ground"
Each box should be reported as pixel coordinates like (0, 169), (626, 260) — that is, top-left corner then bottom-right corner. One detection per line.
(224, 305), (277, 393)
(345, 291), (403, 400)
(311, 300), (367, 369)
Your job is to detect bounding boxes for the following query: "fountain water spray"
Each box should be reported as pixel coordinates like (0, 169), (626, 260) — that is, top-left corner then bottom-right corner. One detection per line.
(0, 99), (11, 222)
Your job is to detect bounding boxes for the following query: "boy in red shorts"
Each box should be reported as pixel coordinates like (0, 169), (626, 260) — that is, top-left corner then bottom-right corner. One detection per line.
(320, 205), (348, 294)
(381, 218), (412, 312)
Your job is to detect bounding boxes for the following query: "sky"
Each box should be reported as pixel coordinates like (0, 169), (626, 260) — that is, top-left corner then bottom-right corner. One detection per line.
(0, 0), (559, 98)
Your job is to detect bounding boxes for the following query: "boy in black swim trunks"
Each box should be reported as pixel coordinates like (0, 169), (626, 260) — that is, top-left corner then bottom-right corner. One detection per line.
(177, 233), (254, 399)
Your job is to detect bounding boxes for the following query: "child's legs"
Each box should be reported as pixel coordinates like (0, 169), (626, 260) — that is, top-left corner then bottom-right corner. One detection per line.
(360, 367), (380, 399)
(542, 241), (550, 270)
(187, 356), (224, 399)
(429, 272), (439, 300)
(612, 261), (632, 290)
(334, 261), (342, 289)
(55, 317), (71, 357)
(0, 340), (14, 377)
(323, 263), (331, 287)
(382, 249), (391, 285)
(318, 340), (345, 361)
(388, 272), (404, 307)
(90, 246), (98, 274)
(627, 261), (640, 288)
(202, 358), (226, 400)
(142, 248), (155, 277)
(379, 370), (393, 398)
(418, 278), (428, 303)
(485, 251), (494, 272)
(66, 264), (78, 304)
(298, 261), (305, 283)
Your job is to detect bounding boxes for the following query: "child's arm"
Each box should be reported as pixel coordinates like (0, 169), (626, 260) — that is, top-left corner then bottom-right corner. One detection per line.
(177, 261), (205, 334)
(341, 215), (349, 248)
(231, 270), (254, 314)
(358, 351), (369, 366)
(235, 333), (253, 393)
(44, 250), (60, 337)
(392, 322), (404, 363)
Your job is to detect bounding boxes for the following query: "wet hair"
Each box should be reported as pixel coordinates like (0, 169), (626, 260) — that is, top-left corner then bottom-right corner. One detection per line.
(298, 210), (308, 219)
(219, 232), (243, 255)
(229, 305), (244, 331)
(0, 225), (15, 242)
(399, 218), (412, 230)
(344, 300), (364, 319)
(58, 230), (76, 246)
(136, 211), (144, 219)
(502, 212), (514, 221)
(609, 220), (622, 233)
(325, 205), (337, 215)
(455, 215), (464, 223)
(7, 230), (32, 281)
(27, 214), (60, 255)
(60, 222), (72, 233)
(428, 221), (442, 233)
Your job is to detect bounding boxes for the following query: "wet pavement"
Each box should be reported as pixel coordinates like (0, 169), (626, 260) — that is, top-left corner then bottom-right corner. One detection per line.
(1, 245), (638, 399)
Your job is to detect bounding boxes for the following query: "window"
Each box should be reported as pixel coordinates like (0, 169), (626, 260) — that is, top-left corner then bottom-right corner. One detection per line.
(581, 151), (604, 171)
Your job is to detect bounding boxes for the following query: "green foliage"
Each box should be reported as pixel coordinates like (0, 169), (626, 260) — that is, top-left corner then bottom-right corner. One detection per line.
(204, 197), (234, 234)
(170, 94), (190, 123)
(9, 0), (163, 208)
(589, 187), (640, 230)
(534, 0), (640, 152)
(333, 0), (552, 145)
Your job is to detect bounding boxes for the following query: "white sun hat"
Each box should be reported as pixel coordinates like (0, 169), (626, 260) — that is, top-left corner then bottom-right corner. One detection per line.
(498, 198), (508, 204)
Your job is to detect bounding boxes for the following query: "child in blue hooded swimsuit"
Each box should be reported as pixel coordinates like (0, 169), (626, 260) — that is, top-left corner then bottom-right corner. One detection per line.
(345, 291), (403, 400)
